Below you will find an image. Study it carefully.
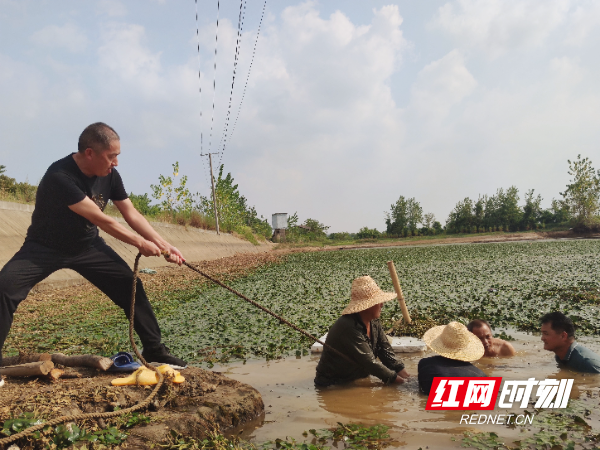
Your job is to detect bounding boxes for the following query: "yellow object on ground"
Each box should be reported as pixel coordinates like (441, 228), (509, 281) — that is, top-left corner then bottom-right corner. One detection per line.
(111, 364), (185, 386)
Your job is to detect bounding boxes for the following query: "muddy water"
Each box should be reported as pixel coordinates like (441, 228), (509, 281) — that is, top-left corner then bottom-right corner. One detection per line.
(214, 330), (600, 449)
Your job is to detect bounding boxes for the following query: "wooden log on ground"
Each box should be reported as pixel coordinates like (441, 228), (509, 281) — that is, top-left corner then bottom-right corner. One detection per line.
(1, 353), (113, 371)
(0, 352), (52, 366)
(51, 353), (113, 371)
(49, 368), (65, 382)
(60, 371), (83, 379)
(0, 360), (55, 377)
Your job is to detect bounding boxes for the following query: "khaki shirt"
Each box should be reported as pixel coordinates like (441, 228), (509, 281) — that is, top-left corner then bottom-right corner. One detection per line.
(314, 313), (405, 386)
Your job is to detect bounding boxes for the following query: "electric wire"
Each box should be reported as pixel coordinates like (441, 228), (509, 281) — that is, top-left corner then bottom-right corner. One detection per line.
(195, 0), (211, 187)
(207, 0), (221, 157)
(216, 0), (246, 164)
(219, 0), (267, 166)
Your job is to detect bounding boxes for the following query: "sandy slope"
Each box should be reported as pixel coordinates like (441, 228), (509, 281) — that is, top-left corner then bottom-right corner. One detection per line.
(0, 201), (273, 291)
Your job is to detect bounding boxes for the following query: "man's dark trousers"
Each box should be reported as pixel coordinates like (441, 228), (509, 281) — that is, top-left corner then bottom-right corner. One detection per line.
(0, 238), (162, 362)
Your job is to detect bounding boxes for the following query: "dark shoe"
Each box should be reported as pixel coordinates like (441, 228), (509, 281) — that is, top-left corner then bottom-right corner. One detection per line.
(142, 344), (187, 369)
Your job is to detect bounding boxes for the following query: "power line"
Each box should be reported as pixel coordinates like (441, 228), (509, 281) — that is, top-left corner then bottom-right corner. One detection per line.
(208, 0), (221, 155)
(220, 0), (267, 165)
(195, 0), (211, 187)
(216, 0), (246, 163)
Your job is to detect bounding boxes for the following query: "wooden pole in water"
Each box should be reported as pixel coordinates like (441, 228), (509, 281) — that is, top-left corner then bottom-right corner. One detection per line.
(387, 261), (411, 324)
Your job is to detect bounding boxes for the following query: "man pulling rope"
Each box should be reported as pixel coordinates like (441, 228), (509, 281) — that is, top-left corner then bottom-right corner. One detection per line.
(0, 122), (187, 369)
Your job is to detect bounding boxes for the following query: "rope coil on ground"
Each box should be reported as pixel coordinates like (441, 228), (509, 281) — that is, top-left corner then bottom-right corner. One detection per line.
(0, 253), (164, 448)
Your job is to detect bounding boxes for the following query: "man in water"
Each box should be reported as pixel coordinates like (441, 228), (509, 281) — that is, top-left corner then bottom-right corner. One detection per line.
(0, 122), (187, 368)
(541, 312), (600, 373)
(314, 276), (410, 386)
(467, 319), (516, 357)
(418, 321), (486, 395)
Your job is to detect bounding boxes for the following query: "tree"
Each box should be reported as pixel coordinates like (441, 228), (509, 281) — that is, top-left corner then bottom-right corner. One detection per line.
(423, 213), (435, 229)
(446, 197), (474, 233)
(285, 212), (329, 242)
(303, 218), (330, 237)
(386, 196), (422, 235)
(497, 186), (522, 231)
(550, 198), (571, 223)
(151, 161), (195, 213)
(473, 197), (485, 231)
(560, 155), (600, 225)
(357, 227), (381, 239)
(521, 189), (542, 230)
(385, 196), (409, 235)
(199, 165), (271, 236)
(407, 198), (423, 234)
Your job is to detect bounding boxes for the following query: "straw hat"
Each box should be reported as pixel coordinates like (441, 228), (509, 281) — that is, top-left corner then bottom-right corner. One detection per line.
(341, 276), (397, 315)
(422, 321), (484, 361)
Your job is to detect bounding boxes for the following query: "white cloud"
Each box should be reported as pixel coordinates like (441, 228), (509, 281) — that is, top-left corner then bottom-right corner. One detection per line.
(564, 2), (600, 45)
(30, 23), (88, 53)
(98, 23), (162, 87)
(549, 56), (585, 85)
(3, 1), (600, 233)
(431, 0), (570, 57)
(409, 49), (477, 121)
(96, 0), (127, 18)
(216, 3), (410, 229)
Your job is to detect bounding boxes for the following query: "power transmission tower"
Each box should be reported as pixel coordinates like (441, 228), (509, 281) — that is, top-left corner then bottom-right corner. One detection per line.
(201, 152), (220, 235)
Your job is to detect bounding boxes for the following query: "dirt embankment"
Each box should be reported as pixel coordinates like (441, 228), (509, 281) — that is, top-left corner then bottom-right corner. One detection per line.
(0, 201), (273, 291)
(0, 366), (264, 448)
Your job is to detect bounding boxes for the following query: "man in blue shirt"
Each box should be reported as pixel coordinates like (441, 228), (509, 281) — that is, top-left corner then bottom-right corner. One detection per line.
(540, 312), (600, 374)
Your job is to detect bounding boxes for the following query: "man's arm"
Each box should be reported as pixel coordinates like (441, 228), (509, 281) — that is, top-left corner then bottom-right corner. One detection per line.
(113, 199), (184, 265)
(68, 197), (162, 257)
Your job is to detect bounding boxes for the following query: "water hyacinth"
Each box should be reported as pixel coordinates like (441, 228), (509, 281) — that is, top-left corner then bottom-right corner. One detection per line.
(155, 240), (600, 364)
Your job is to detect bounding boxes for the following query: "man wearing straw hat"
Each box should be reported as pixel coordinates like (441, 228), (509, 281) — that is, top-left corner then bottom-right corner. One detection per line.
(418, 322), (486, 395)
(314, 276), (410, 387)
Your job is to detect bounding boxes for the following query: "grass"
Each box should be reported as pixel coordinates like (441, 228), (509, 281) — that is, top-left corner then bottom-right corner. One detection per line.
(0, 189), (36, 204)
(276, 229), (546, 250)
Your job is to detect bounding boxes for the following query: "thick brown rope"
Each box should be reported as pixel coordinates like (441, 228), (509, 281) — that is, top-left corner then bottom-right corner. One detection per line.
(181, 261), (357, 365)
(0, 253), (164, 448)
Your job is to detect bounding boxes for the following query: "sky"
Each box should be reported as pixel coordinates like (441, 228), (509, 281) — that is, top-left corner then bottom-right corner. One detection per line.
(1, 0), (600, 233)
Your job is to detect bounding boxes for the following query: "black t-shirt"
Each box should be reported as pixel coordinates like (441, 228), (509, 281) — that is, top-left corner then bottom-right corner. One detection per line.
(26, 154), (128, 254)
(418, 355), (486, 395)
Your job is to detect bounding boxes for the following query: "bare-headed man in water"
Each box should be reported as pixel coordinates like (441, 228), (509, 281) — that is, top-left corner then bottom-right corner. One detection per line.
(467, 319), (516, 357)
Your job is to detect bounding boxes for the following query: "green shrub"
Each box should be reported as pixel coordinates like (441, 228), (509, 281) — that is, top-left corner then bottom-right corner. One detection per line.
(129, 192), (161, 217)
(356, 227), (381, 239)
(235, 225), (259, 245)
(0, 165), (37, 203)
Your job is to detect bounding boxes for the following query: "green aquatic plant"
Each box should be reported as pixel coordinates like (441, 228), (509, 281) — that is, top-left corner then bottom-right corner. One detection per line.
(0, 411), (147, 449)
(153, 240), (600, 364)
(459, 400), (599, 450)
(8, 240), (600, 363)
(159, 423), (390, 450)
(493, 331), (516, 341)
